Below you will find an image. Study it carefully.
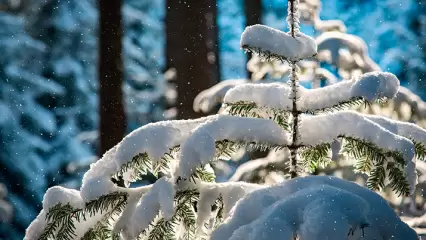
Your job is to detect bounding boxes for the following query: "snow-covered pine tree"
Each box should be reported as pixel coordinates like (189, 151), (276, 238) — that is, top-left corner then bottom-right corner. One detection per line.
(26, 0), (423, 239)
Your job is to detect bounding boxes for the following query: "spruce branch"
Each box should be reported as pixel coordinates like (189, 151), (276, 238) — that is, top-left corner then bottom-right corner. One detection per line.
(386, 162), (411, 196)
(146, 190), (199, 240)
(414, 141), (426, 162)
(300, 143), (331, 173)
(38, 192), (128, 240)
(342, 137), (410, 196)
(225, 101), (290, 129)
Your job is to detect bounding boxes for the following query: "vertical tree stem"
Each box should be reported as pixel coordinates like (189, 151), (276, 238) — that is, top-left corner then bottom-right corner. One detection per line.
(288, 0), (300, 178)
(289, 62), (299, 179)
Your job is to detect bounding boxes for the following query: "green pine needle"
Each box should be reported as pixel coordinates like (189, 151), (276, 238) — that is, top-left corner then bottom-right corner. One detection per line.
(300, 143), (332, 173)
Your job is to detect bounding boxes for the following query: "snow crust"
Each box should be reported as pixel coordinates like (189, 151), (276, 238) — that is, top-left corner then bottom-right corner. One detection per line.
(241, 24), (317, 61)
(178, 115), (290, 178)
(211, 176), (418, 240)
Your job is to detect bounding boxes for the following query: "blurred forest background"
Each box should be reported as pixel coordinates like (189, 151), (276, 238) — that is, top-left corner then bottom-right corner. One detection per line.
(0, 0), (425, 239)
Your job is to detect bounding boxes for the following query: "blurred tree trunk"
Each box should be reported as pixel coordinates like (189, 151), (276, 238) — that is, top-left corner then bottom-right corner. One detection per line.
(166, 0), (220, 119)
(98, 0), (126, 156)
(244, 0), (262, 79)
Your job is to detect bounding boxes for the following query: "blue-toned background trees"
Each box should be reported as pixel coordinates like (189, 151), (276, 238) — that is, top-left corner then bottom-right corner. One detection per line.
(0, 0), (424, 238)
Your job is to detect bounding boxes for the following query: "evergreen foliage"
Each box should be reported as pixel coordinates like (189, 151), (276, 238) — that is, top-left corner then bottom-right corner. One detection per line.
(24, 0), (425, 239)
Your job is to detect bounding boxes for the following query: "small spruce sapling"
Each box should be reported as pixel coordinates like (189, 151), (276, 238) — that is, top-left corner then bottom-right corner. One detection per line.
(26, 0), (423, 239)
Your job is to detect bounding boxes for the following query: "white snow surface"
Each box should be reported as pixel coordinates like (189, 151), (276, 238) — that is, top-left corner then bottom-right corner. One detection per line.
(211, 176), (418, 240)
(42, 186), (84, 210)
(362, 114), (426, 146)
(178, 115), (290, 178)
(351, 71), (400, 102)
(120, 177), (175, 240)
(193, 79), (248, 113)
(223, 82), (293, 111)
(241, 24), (317, 62)
(24, 210), (47, 240)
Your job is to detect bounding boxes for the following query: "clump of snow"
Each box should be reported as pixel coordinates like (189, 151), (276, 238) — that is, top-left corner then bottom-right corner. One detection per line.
(178, 115), (290, 178)
(193, 79), (248, 113)
(223, 82), (293, 111)
(116, 117), (212, 166)
(241, 24), (317, 62)
(351, 71), (400, 102)
(81, 176), (119, 202)
(211, 176), (418, 240)
(24, 210), (47, 240)
(120, 177), (175, 240)
(43, 186), (84, 210)
(299, 111), (415, 163)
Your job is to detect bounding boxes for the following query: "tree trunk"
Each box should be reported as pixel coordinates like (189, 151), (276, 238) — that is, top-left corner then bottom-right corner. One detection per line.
(166, 0), (220, 119)
(98, 0), (126, 156)
(244, 0), (262, 79)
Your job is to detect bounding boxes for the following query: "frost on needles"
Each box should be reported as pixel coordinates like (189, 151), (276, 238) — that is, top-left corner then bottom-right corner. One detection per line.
(26, 0), (424, 239)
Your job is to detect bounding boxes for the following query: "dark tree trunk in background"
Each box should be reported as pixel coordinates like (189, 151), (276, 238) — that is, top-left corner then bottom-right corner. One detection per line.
(98, 0), (126, 156)
(245, 0), (267, 160)
(166, 0), (220, 119)
(244, 0), (262, 79)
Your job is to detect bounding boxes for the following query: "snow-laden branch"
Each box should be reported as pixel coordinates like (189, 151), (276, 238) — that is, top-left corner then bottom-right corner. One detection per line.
(241, 24), (317, 62)
(362, 114), (426, 148)
(298, 111), (414, 162)
(395, 86), (426, 119)
(178, 115), (290, 178)
(25, 185), (151, 240)
(25, 187), (84, 240)
(81, 116), (212, 202)
(299, 71), (399, 112)
(193, 79), (248, 113)
(224, 71), (399, 114)
(313, 17), (347, 33)
(316, 31), (380, 73)
(211, 176), (418, 240)
(116, 177), (175, 240)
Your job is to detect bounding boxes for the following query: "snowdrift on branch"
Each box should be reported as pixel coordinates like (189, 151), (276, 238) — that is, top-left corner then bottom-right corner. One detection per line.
(224, 71), (399, 113)
(240, 24), (317, 62)
(178, 115), (290, 178)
